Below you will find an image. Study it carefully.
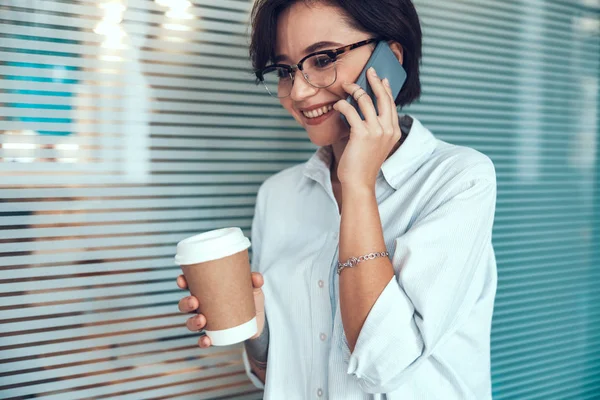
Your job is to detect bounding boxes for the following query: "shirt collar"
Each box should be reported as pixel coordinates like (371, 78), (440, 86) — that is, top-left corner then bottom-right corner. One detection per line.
(302, 115), (436, 190)
(303, 143), (334, 187)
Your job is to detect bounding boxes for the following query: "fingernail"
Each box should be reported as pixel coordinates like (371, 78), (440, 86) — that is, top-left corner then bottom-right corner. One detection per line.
(384, 78), (390, 87)
(369, 67), (377, 76)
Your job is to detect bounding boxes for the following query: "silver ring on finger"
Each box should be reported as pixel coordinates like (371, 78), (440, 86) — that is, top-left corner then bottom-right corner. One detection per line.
(351, 87), (363, 98)
(355, 90), (367, 101)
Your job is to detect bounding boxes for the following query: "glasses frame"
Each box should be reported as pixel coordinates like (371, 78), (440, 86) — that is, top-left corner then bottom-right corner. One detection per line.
(255, 37), (380, 98)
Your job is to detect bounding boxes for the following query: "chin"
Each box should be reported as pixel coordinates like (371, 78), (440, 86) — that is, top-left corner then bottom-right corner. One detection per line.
(306, 135), (334, 148)
(306, 127), (348, 148)
(290, 110), (349, 147)
(304, 114), (341, 136)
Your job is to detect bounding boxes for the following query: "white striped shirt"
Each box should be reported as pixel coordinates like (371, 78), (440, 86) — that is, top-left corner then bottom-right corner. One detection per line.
(242, 115), (497, 399)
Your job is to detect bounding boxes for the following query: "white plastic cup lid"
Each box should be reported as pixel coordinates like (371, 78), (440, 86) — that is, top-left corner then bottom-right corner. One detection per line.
(174, 227), (251, 266)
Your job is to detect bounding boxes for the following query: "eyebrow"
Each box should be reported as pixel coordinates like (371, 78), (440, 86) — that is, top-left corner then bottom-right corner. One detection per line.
(273, 41), (344, 64)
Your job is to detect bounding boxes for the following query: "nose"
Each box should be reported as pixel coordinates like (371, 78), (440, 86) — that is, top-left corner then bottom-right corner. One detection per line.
(289, 69), (318, 102)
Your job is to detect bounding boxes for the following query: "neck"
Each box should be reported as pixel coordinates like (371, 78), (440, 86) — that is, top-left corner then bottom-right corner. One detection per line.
(329, 144), (341, 184)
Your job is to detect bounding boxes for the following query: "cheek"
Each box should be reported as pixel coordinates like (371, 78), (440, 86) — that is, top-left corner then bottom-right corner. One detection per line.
(280, 99), (303, 122)
(328, 82), (347, 100)
(335, 62), (364, 91)
(280, 99), (294, 114)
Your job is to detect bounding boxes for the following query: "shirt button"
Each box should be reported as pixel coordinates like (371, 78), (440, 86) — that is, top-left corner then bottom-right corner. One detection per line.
(317, 388), (323, 397)
(318, 280), (324, 288)
(332, 232), (338, 240)
(320, 333), (327, 341)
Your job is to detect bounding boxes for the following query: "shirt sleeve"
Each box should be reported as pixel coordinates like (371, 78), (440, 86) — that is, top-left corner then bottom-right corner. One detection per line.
(250, 185), (265, 275)
(242, 346), (266, 389)
(341, 166), (497, 394)
(241, 185), (267, 389)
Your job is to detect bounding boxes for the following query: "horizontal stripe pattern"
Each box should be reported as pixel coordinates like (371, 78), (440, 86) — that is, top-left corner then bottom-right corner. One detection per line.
(1, 0), (264, 399)
(1, 0), (599, 399)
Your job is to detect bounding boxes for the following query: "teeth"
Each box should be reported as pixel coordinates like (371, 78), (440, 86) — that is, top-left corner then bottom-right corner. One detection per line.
(303, 104), (334, 119)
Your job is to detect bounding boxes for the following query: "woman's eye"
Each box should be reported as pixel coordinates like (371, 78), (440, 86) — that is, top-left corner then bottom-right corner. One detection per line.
(277, 69), (291, 79)
(314, 56), (332, 68)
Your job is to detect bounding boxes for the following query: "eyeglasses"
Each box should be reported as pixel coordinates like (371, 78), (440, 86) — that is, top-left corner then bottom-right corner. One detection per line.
(255, 38), (380, 98)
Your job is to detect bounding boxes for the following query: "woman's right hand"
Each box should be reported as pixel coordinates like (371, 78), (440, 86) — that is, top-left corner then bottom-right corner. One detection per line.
(177, 272), (266, 348)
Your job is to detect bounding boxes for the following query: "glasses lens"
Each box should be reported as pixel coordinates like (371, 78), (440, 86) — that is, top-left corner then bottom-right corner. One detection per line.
(261, 66), (293, 98)
(303, 54), (336, 88)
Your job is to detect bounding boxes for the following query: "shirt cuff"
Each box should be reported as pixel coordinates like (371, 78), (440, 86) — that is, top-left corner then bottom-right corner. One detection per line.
(342, 276), (423, 391)
(242, 346), (266, 390)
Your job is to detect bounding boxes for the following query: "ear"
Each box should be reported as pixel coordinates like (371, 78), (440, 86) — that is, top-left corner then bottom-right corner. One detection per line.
(388, 41), (404, 65)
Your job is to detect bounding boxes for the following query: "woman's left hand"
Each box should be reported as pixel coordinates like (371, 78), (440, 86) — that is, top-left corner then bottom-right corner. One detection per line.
(333, 67), (402, 189)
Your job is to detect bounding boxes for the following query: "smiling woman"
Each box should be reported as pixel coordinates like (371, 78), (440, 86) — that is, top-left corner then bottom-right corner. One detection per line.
(176, 1), (498, 399)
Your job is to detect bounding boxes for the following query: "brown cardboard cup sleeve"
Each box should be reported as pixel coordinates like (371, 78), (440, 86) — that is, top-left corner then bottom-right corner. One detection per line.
(174, 228), (256, 346)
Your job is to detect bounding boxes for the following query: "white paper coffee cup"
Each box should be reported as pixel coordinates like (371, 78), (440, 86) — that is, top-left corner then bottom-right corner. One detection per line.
(175, 227), (256, 346)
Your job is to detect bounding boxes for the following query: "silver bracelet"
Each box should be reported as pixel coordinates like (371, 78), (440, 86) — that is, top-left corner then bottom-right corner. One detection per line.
(337, 251), (390, 275)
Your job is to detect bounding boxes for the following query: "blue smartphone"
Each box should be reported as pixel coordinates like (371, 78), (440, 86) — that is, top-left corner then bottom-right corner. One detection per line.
(341, 41), (407, 127)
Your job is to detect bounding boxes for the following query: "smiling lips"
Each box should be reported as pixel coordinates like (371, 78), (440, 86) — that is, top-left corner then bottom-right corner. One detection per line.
(301, 104), (335, 119)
